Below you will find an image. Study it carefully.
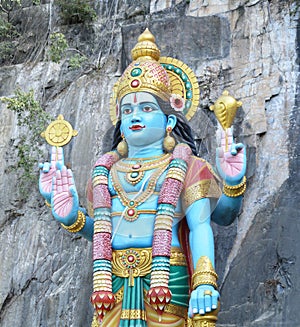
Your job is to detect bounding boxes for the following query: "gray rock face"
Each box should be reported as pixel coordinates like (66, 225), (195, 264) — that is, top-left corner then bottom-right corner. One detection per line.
(0, 1), (299, 326)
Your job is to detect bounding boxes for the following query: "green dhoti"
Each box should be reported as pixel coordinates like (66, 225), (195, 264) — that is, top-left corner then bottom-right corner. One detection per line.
(93, 247), (190, 327)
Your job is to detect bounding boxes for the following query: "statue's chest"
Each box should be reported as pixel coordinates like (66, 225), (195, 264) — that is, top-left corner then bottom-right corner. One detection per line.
(108, 168), (167, 196)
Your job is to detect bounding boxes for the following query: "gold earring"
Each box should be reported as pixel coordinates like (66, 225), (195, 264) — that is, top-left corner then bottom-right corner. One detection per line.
(117, 134), (128, 156)
(163, 126), (176, 152)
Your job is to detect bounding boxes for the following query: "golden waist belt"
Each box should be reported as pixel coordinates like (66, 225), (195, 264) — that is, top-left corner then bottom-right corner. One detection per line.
(112, 247), (187, 285)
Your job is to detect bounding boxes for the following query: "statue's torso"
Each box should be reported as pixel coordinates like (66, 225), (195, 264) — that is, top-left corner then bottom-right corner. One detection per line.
(108, 159), (183, 250)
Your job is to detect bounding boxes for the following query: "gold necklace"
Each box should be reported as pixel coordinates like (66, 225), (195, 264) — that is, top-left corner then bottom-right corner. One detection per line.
(110, 162), (169, 222)
(115, 153), (171, 186)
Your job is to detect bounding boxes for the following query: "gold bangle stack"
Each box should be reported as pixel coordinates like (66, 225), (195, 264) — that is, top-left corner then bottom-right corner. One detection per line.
(223, 176), (246, 197)
(61, 211), (86, 233)
(192, 256), (218, 290)
(166, 167), (186, 183)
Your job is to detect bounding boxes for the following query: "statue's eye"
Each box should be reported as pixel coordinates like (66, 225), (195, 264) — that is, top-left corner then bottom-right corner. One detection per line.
(122, 108), (132, 115)
(143, 106), (153, 112)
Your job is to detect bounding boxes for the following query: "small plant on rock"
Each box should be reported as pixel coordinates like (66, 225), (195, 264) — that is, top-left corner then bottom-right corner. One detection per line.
(49, 32), (68, 63)
(48, 32), (88, 69)
(55, 0), (97, 24)
(1, 89), (53, 197)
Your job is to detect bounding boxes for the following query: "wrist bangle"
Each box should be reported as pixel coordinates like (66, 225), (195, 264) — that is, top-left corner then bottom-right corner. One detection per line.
(192, 256), (218, 290)
(223, 176), (246, 197)
(45, 200), (51, 208)
(61, 211), (86, 233)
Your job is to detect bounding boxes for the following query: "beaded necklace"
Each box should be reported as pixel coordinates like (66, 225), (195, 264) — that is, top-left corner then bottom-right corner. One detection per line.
(91, 144), (192, 321)
(110, 161), (169, 221)
(115, 153), (171, 186)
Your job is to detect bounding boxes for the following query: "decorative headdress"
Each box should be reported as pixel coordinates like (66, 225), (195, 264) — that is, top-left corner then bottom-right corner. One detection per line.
(109, 28), (200, 125)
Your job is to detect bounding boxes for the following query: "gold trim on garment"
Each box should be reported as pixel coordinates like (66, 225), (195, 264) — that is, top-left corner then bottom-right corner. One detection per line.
(112, 248), (152, 286)
(183, 179), (221, 208)
(114, 287), (124, 304)
(120, 309), (147, 320)
(112, 247), (187, 286)
(164, 302), (188, 319)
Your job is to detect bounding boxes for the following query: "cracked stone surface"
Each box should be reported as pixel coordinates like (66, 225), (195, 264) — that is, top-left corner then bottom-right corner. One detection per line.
(0, 0), (299, 326)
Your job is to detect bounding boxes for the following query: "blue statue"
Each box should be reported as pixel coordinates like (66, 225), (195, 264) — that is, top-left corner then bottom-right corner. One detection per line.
(39, 29), (246, 327)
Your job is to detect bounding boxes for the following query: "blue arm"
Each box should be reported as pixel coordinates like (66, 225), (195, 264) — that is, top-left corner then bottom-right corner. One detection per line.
(211, 194), (243, 226)
(186, 198), (219, 316)
(186, 198), (214, 267)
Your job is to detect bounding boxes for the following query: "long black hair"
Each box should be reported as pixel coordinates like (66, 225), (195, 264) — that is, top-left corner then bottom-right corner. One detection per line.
(111, 96), (197, 156)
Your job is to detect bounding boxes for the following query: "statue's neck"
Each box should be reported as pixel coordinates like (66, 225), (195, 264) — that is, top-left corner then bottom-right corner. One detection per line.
(127, 140), (165, 158)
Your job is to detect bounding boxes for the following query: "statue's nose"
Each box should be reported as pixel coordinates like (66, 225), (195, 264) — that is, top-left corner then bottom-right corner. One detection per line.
(131, 108), (141, 123)
(131, 116), (141, 123)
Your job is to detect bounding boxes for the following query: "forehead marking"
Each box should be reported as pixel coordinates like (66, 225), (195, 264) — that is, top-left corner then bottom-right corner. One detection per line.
(133, 93), (137, 104)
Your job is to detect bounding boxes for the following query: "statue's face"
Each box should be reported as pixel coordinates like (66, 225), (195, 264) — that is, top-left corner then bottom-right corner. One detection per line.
(120, 92), (167, 147)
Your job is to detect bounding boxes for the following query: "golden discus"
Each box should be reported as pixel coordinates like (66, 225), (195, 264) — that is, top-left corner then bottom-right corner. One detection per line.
(41, 114), (78, 147)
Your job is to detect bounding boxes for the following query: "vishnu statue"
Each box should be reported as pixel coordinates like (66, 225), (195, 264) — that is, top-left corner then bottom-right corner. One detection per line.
(39, 29), (246, 326)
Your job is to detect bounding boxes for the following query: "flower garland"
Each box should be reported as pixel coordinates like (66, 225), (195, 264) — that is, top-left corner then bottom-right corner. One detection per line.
(147, 143), (192, 315)
(90, 151), (120, 322)
(91, 144), (192, 322)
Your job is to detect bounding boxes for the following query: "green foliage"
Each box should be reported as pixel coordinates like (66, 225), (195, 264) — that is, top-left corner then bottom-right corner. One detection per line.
(0, 17), (19, 40)
(0, 1), (21, 64)
(48, 32), (87, 68)
(0, 0), (21, 12)
(0, 41), (15, 62)
(1, 89), (52, 197)
(68, 53), (87, 69)
(49, 32), (68, 63)
(0, 0), (41, 11)
(55, 0), (97, 24)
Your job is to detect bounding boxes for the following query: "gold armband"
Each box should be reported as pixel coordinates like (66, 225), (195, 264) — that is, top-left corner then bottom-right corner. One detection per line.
(61, 211), (86, 233)
(192, 256), (218, 290)
(223, 176), (246, 197)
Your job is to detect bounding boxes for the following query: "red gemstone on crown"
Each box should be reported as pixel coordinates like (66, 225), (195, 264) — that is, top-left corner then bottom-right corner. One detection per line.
(131, 80), (140, 88)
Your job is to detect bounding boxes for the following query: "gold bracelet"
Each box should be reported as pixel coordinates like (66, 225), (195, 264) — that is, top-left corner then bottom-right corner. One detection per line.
(45, 200), (51, 208)
(61, 211), (86, 233)
(223, 176), (246, 197)
(192, 256), (218, 290)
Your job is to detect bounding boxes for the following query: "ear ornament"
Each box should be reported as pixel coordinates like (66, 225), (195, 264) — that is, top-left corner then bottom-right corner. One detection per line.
(117, 134), (128, 157)
(163, 126), (176, 152)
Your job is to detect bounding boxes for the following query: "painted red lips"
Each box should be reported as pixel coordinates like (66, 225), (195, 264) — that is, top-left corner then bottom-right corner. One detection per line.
(129, 124), (145, 130)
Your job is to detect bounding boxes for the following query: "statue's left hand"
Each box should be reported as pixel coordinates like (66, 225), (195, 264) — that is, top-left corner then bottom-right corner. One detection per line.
(216, 128), (246, 185)
(188, 284), (219, 317)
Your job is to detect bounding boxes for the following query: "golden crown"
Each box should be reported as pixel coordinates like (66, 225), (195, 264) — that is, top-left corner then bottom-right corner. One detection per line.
(109, 28), (200, 125)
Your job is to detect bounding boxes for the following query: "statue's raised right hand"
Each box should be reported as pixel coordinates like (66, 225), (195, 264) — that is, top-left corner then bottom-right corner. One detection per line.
(39, 146), (79, 226)
(52, 165), (79, 226)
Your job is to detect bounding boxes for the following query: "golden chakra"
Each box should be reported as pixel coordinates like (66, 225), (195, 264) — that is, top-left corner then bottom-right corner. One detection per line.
(41, 114), (78, 147)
